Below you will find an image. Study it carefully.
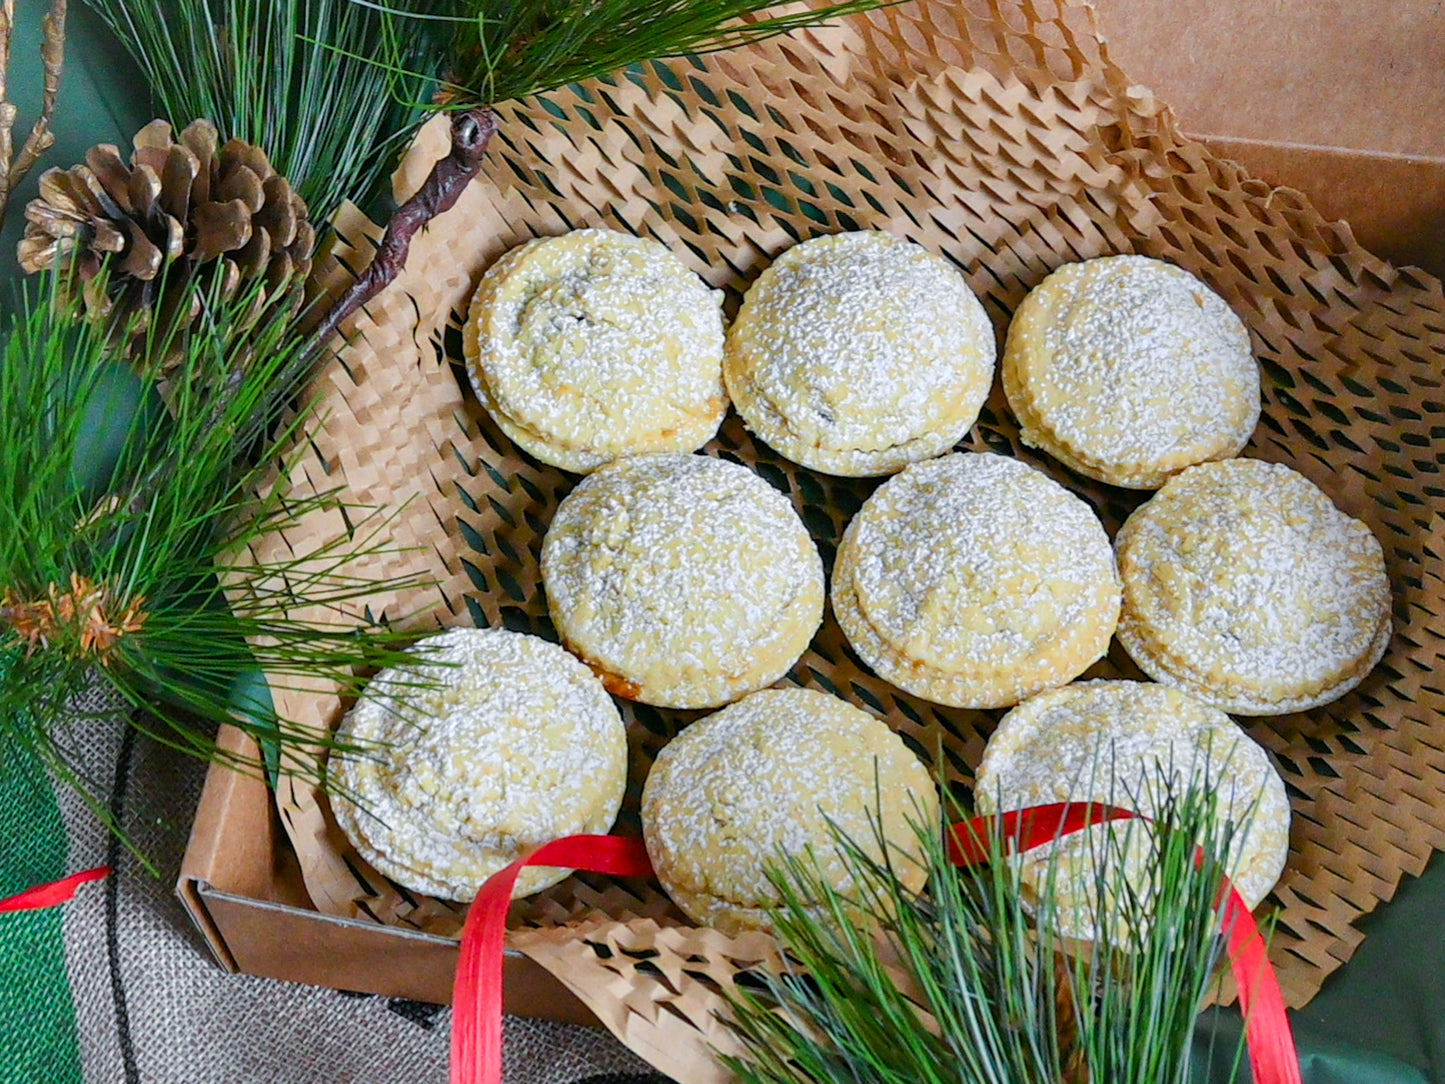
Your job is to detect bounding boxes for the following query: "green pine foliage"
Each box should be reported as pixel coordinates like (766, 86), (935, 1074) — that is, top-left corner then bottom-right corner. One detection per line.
(725, 781), (1254, 1084)
(361, 0), (894, 107)
(0, 271), (428, 846)
(80, 0), (433, 221)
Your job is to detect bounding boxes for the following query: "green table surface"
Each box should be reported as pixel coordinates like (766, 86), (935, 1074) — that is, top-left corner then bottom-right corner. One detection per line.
(4, 7), (1440, 1083)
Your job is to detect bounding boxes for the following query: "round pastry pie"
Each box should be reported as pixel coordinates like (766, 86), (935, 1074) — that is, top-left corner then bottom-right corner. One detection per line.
(464, 228), (727, 473)
(329, 627), (627, 901)
(641, 687), (938, 935)
(1002, 254), (1260, 489)
(974, 680), (1292, 942)
(723, 230), (995, 477)
(541, 453), (824, 709)
(1115, 458), (1392, 715)
(832, 452), (1121, 709)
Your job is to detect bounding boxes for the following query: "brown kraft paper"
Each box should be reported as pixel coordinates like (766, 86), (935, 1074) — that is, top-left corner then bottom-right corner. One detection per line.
(231, 0), (1445, 1077)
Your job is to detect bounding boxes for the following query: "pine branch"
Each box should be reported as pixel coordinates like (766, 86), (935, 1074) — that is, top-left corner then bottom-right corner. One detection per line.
(0, 273), (435, 845)
(723, 779), (1253, 1084)
(367, 0), (894, 107)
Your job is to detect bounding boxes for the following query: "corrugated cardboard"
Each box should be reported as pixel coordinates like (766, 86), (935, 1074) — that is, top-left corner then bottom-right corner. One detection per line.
(177, 0), (1445, 1077)
(1091, 0), (1445, 276)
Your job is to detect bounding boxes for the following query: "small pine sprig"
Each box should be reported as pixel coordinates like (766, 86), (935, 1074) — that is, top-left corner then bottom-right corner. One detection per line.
(369, 0), (896, 108)
(723, 777), (1255, 1084)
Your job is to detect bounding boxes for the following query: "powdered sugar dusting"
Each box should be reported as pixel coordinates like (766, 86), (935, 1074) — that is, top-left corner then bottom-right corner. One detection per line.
(330, 627), (626, 901)
(1117, 458), (1392, 714)
(1005, 255), (1259, 488)
(641, 687), (936, 934)
(467, 229), (726, 472)
(724, 231), (995, 477)
(542, 453), (824, 708)
(835, 452), (1120, 707)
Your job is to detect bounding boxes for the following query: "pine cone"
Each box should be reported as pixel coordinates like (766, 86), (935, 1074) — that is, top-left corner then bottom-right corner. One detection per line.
(17, 119), (315, 367)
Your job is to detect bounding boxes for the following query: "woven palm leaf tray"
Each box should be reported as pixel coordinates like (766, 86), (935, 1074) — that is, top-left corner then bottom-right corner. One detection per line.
(233, 0), (1445, 1079)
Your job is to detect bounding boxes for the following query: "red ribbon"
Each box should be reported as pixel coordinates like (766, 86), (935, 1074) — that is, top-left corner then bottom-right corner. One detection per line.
(0, 866), (109, 913)
(454, 806), (1301, 1084)
(949, 803), (1302, 1084)
(451, 835), (653, 1084)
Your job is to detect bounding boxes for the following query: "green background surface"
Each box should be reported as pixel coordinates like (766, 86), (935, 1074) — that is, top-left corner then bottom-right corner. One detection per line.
(3, 5), (1441, 1082)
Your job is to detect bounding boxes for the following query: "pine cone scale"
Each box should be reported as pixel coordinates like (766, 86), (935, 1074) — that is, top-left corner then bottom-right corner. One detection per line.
(220, 166), (266, 213)
(92, 219), (126, 254)
(193, 199), (254, 262)
(126, 164), (163, 219)
(160, 147), (199, 222)
(85, 145), (133, 212)
(120, 220), (163, 280)
(23, 200), (81, 236)
(74, 165), (127, 222)
(36, 168), (85, 215)
(257, 176), (300, 246)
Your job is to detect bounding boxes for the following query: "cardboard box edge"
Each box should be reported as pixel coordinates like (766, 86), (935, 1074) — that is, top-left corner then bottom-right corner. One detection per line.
(177, 727), (600, 1025)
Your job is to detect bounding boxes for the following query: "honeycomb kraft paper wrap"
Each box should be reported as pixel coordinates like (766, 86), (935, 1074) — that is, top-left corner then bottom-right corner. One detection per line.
(242, 0), (1445, 1078)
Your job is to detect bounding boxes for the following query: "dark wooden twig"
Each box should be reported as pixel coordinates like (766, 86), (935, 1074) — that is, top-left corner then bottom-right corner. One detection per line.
(304, 106), (497, 362)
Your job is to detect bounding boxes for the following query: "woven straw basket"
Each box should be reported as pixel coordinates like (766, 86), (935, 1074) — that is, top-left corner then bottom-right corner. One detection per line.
(238, 0), (1445, 1078)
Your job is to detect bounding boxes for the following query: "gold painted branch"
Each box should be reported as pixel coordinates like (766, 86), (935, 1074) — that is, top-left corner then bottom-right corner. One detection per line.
(0, 0), (67, 227)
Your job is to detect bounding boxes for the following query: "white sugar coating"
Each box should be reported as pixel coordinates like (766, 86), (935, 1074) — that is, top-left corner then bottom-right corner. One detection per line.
(1003, 255), (1260, 489)
(1116, 458), (1392, 715)
(641, 687), (937, 935)
(465, 229), (727, 473)
(541, 453), (824, 709)
(330, 627), (626, 901)
(724, 231), (995, 477)
(975, 680), (1291, 942)
(833, 452), (1121, 708)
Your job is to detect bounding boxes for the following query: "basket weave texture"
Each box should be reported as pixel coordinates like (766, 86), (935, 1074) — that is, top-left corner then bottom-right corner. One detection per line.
(245, 0), (1445, 1076)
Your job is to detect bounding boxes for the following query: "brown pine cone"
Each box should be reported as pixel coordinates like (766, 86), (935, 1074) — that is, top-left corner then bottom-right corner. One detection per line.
(17, 118), (315, 369)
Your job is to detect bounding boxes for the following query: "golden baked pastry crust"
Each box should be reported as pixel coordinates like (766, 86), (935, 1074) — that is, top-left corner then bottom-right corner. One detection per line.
(465, 229), (727, 473)
(974, 679), (1291, 941)
(641, 687), (937, 935)
(330, 628), (627, 901)
(541, 453), (824, 709)
(1115, 458), (1392, 715)
(832, 452), (1121, 709)
(1003, 255), (1260, 489)
(723, 231), (995, 477)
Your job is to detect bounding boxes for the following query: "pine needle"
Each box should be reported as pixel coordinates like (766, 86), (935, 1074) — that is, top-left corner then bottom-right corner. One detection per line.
(360, 0), (896, 107)
(724, 776), (1255, 1084)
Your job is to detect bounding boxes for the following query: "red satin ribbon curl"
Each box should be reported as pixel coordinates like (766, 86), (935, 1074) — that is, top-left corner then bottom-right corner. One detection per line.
(0, 866), (109, 913)
(454, 805), (1301, 1084)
